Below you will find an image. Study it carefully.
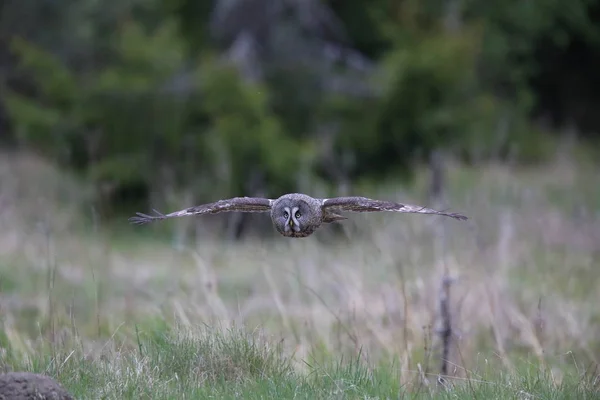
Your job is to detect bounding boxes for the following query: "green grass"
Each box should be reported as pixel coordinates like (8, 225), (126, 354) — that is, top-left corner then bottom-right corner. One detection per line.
(0, 151), (599, 398)
(2, 324), (598, 399)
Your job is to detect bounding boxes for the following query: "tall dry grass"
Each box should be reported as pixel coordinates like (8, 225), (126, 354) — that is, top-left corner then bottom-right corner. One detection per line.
(0, 150), (598, 386)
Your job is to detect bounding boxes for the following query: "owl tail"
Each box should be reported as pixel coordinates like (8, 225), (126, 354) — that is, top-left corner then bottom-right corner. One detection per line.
(323, 212), (347, 224)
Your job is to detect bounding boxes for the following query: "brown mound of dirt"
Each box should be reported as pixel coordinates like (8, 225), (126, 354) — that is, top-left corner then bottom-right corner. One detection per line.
(0, 372), (74, 400)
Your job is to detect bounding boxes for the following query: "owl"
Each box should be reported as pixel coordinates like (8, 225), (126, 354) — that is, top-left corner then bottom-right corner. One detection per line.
(129, 193), (468, 238)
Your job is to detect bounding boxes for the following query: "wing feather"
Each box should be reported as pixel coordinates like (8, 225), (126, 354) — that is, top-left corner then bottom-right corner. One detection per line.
(129, 197), (274, 225)
(321, 197), (468, 221)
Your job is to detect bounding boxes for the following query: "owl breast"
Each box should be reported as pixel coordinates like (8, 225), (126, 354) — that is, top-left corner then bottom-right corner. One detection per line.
(282, 225), (318, 238)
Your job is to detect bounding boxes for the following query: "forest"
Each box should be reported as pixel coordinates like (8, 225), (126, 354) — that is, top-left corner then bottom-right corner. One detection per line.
(2, 0), (600, 224)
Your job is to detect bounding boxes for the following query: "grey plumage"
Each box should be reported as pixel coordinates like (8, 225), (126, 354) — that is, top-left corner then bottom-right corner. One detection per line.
(129, 193), (468, 238)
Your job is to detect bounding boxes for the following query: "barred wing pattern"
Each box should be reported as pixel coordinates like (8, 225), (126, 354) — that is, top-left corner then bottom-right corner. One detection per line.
(129, 197), (274, 225)
(321, 197), (468, 221)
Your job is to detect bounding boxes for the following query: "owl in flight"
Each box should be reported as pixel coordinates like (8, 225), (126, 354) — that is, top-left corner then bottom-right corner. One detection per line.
(129, 193), (468, 238)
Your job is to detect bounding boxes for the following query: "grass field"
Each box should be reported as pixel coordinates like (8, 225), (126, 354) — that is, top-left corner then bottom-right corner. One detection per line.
(0, 151), (599, 398)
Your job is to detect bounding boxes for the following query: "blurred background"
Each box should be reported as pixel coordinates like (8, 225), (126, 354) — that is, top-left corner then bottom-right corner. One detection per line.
(0, 0), (599, 390)
(2, 0), (600, 227)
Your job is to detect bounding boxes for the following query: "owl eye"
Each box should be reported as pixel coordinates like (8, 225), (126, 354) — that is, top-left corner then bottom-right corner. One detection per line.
(283, 211), (289, 219)
(295, 211), (301, 219)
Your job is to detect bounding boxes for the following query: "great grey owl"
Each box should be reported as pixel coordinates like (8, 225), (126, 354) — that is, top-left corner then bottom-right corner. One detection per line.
(129, 193), (468, 238)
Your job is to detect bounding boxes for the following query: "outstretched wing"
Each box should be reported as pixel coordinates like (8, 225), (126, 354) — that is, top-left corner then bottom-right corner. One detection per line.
(129, 197), (274, 225)
(321, 196), (468, 221)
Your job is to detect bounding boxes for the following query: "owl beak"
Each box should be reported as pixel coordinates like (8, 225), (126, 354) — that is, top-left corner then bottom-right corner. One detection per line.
(288, 218), (294, 228)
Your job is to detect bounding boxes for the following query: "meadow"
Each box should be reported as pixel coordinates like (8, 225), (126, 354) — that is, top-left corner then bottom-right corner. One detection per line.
(0, 151), (598, 399)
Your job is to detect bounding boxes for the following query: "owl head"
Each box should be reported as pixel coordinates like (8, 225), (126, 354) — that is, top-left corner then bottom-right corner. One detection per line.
(271, 194), (322, 238)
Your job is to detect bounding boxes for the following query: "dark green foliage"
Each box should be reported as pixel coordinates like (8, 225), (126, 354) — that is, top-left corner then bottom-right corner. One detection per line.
(3, 18), (307, 216)
(2, 0), (600, 219)
(198, 61), (308, 195)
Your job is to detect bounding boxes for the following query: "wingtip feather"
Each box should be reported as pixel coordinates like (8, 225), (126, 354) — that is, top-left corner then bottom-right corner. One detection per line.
(451, 213), (468, 221)
(128, 210), (165, 225)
